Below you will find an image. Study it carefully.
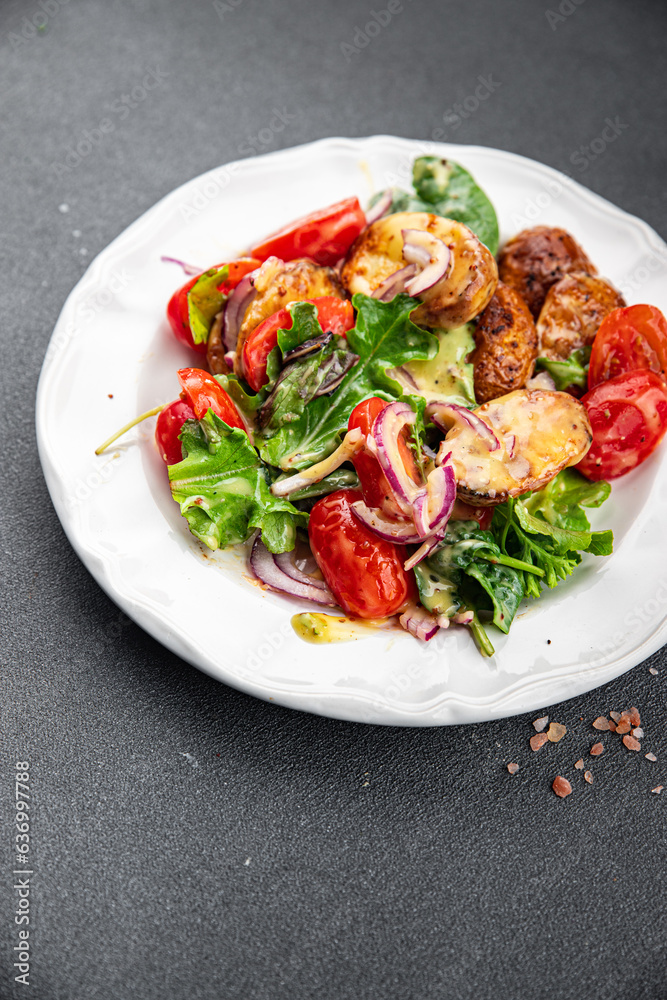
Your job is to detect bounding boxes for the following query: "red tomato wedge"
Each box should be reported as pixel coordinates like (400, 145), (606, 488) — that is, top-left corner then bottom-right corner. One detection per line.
(347, 397), (419, 515)
(242, 296), (355, 392)
(166, 258), (259, 354)
(588, 304), (667, 388)
(155, 399), (196, 465)
(577, 369), (667, 480)
(308, 490), (417, 619)
(249, 197), (366, 267)
(177, 368), (246, 430)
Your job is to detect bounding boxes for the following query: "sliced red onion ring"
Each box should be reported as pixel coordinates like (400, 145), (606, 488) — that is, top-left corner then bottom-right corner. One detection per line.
(222, 272), (257, 352)
(372, 401), (423, 511)
(160, 255), (201, 275)
(504, 433), (516, 458)
(401, 229), (452, 297)
(350, 501), (423, 544)
(452, 610), (474, 625)
(365, 190), (393, 227)
(275, 551), (329, 591)
(223, 350), (236, 369)
(371, 264), (418, 302)
(426, 401), (501, 452)
(250, 536), (335, 606)
(403, 533), (444, 572)
(399, 604), (440, 641)
(412, 464), (456, 538)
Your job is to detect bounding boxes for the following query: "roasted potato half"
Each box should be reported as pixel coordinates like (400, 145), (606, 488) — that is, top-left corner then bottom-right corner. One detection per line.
(470, 282), (538, 403)
(498, 226), (597, 318)
(437, 388), (592, 505)
(537, 271), (626, 360)
(341, 211), (498, 328)
(234, 257), (345, 376)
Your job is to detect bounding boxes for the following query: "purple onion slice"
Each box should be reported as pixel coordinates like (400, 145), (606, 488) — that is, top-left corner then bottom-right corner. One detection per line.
(365, 190), (393, 227)
(399, 604), (440, 642)
(412, 464), (456, 538)
(222, 272), (257, 352)
(371, 401), (424, 511)
(401, 229), (452, 297)
(160, 256), (202, 275)
(403, 533), (444, 572)
(426, 401), (501, 452)
(250, 536), (335, 606)
(371, 264), (418, 302)
(350, 501), (423, 544)
(275, 551), (329, 591)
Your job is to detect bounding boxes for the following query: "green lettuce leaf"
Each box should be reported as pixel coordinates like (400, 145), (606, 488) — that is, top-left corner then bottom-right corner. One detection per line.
(187, 264), (230, 346)
(258, 293), (438, 470)
(535, 346), (591, 392)
(168, 413), (307, 553)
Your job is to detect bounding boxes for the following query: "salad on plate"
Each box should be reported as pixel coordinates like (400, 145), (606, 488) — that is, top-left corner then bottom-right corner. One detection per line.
(99, 156), (667, 656)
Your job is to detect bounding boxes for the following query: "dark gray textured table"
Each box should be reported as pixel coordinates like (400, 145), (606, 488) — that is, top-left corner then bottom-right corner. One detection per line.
(2, 0), (666, 997)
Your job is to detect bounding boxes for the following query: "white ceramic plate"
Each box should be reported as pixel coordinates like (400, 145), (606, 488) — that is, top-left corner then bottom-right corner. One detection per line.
(36, 136), (667, 726)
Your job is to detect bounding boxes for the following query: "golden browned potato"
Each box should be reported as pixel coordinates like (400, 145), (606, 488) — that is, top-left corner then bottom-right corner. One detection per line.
(470, 282), (538, 403)
(498, 226), (597, 318)
(434, 388), (592, 504)
(341, 212), (498, 328)
(536, 271), (626, 360)
(234, 257), (344, 376)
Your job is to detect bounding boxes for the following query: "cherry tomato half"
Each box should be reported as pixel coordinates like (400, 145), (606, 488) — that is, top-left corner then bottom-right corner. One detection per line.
(242, 296), (355, 392)
(347, 397), (420, 515)
(155, 399), (195, 465)
(177, 368), (246, 430)
(577, 369), (667, 480)
(588, 304), (667, 388)
(166, 258), (259, 354)
(308, 490), (417, 618)
(249, 197), (366, 268)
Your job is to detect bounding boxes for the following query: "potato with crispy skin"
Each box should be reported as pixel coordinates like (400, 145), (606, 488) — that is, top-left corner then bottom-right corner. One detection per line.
(434, 388), (592, 505)
(498, 226), (597, 318)
(233, 256), (345, 376)
(341, 212), (498, 329)
(536, 271), (626, 360)
(470, 282), (538, 402)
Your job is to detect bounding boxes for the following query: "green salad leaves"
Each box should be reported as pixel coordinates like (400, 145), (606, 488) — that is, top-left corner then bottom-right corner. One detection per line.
(168, 411), (307, 554)
(373, 156), (500, 255)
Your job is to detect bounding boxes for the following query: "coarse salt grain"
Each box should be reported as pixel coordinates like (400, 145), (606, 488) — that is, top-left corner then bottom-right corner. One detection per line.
(645, 752), (657, 762)
(530, 733), (548, 752)
(574, 759), (584, 770)
(632, 727), (644, 739)
(590, 743), (604, 756)
(651, 785), (664, 794)
(629, 707), (641, 727)
(552, 776), (572, 798)
(623, 734), (641, 752)
(584, 771), (593, 784)
(547, 722), (566, 743)
(609, 711), (621, 723)
(507, 762), (519, 775)
(649, 667), (658, 676)
(532, 715), (549, 732)
(615, 719), (631, 735)
(593, 716), (610, 731)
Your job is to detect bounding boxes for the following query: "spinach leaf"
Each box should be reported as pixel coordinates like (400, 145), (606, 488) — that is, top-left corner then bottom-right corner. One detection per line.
(187, 264), (230, 346)
(535, 346), (591, 392)
(258, 293), (437, 470)
(373, 157), (499, 255)
(168, 412), (307, 553)
(491, 469), (613, 599)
